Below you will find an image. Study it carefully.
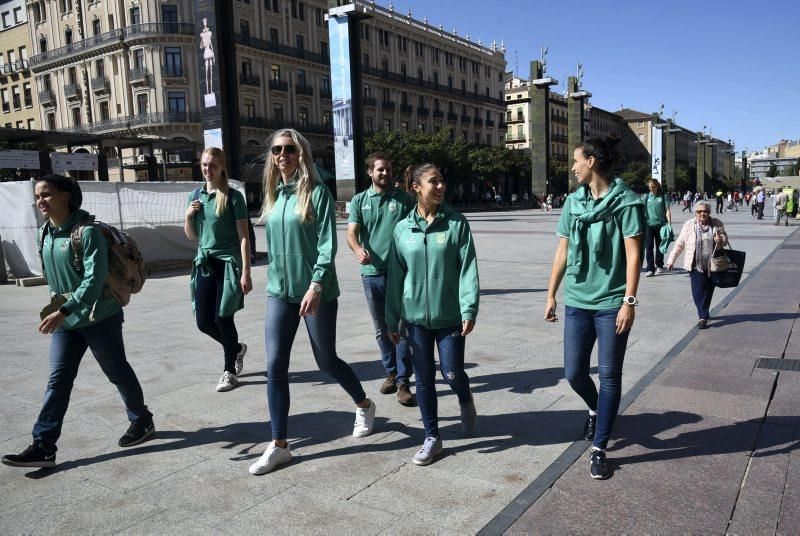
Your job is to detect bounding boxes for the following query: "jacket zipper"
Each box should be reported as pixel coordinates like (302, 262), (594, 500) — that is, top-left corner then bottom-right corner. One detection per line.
(281, 189), (289, 301)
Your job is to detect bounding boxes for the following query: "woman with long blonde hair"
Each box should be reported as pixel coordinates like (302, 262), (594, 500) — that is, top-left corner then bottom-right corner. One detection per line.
(184, 147), (252, 392)
(249, 129), (375, 476)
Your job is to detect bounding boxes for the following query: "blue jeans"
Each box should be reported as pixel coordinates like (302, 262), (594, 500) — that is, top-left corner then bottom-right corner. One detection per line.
(406, 322), (472, 438)
(644, 224), (664, 272)
(690, 269), (715, 320)
(264, 297), (366, 440)
(564, 306), (629, 450)
(362, 275), (412, 385)
(195, 257), (240, 373)
(32, 311), (151, 453)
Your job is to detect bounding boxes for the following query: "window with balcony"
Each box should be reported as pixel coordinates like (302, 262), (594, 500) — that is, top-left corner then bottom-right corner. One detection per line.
(417, 67), (423, 80)
(298, 107), (308, 128)
(296, 34), (304, 52)
(363, 84), (371, 99)
(136, 94), (148, 115)
(290, 0), (297, 18)
(242, 58), (252, 77)
(269, 28), (279, 43)
(297, 69), (306, 87)
(240, 20), (250, 37)
(361, 25), (369, 41)
(400, 63), (406, 77)
(161, 4), (178, 22)
(71, 107), (81, 126)
(272, 102), (283, 121)
(383, 118), (391, 131)
(363, 53), (369, 67)
(12, 86), (20, 110)
(322, 111), (331, 128)
(168, 91), (185, 114)
(320, 41), (328, 58)
(243, 98), (255, 118)
(67, 66), (77, 85)
(418, 123), (425, 132)
(164, 47), (182, 76)
(39, 37), (46, 53)
(365, 116), (373, 133)
(461, 79), (466, 92)
(130, 7), (141, 25)
(133, 49), (144, 69)
(401, 121), (408, 132)
(23, 82), (31, 107)
(320, 75), (330, 95)
(381, 58), (388, 72)
(60, 0), (72, 14)
(517, 125), (523, 139)
(47, 112), (55, 130)
(64, 28), (73, 46)
(99, 101), (110, 121)
(271, 64), (281, 81)
(298, 1), (304, 21)
(92, 18), (101, 36)
(0, 89), (9, 113)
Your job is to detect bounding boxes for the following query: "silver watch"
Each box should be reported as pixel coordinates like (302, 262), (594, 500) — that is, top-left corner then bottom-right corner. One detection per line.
(622, 296), (638, 306)
(309, 282), (322, 294)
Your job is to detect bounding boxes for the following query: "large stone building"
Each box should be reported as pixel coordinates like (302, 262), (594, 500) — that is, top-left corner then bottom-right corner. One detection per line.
(0, 0), (36, 129)
(26, 0), (506, 186)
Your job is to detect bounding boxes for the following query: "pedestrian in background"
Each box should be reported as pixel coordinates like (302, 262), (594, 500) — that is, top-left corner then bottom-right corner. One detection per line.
(250, 129), (375, 476)
(666, 200), (728, 329)
(184, 148), (252, 392)
(347, 153), (417, 406)
(2, 175), (154, 468)
(643, 178), (672, 277)
(544, 136), (644, 480)
(386, 163), (480, 466)
(774, 190), (788, 226)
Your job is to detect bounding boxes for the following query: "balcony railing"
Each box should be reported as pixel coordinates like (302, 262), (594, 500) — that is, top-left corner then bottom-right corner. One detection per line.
(382, 100), (395, 111)
(363, 96), (377, 106)
(551, 115), (568, 125)
(239, 73), (261, 87)
(0, 60), (29, 75)
(400, 103), (412, 114)
(295, 84), (313, 96)
(486, 119), (495, 127)
(433, 110), (444, 119)
(57, 111), (201, 134)
(238, 115), (333, 135)
(38, 89), (54, 106)
(474, 117), (483, 126)
(91, 76), (109, 92)
(505, 135), (527, 143)
(129, 67), (150, 84)
(240, 115), (267, 128)
(234, 33), (330, 66)
(162, 64), (185, 77)
(552, 134), (568, 143)
(269, 79), (288, 91)
(447, 112), (458, 121)
(320, 88), (332, 99)
(498, 121), (507, 130)
(64, 83), (80, 99)
(361, 64), (504, 107)
(30, 23), (195, 68)
(417, 107), (429, 117)
(461, 115), (471, 124)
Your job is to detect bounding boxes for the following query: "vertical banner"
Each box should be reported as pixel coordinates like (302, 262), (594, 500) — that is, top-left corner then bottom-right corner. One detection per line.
(329, 15), (356, 182)
(651, 125), (663, 183)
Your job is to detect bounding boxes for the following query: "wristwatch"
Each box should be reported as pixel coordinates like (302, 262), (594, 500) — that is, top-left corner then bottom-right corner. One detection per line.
(309, 282), (322, 294)
(622, 296), (638, 306)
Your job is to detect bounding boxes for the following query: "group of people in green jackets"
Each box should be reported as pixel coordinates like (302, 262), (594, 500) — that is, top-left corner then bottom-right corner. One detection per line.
(3, 130), (650, 481)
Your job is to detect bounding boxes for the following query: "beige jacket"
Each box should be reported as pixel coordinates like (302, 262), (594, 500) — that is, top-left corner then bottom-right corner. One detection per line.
(667, 217), (728, 271)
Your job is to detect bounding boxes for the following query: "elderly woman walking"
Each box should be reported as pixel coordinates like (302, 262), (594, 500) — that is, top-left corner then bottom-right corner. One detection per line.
(666, 200), (728, 329)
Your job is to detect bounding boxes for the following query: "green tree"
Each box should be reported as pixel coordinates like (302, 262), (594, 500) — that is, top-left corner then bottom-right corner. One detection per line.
(767, 163), (778, 177)
(620, 161), (650, 193)
(675, 167), (691, 194)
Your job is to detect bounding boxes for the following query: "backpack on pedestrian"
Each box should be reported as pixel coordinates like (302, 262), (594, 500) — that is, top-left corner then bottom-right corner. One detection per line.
(39, 217), (147, 307)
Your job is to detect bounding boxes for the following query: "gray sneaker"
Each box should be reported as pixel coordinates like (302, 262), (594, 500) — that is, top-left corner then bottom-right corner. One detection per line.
(460, 396), (477, 434)
(235, 343), (247, 375)
(413, 436), (442, 466)
(216, 371), (238, 392)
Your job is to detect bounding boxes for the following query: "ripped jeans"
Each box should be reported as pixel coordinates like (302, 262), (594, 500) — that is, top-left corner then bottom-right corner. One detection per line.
(405, 322), (472, 438)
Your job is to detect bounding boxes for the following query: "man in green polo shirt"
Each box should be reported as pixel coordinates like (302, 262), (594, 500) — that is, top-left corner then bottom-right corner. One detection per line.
(348, 153), (417, 406)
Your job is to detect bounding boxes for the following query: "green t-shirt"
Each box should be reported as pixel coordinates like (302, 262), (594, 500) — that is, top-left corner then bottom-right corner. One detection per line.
(188, 187), (248, 256)
(645, 193), (668, 226)
(556, 195), (644, 310)
(348, 186), (415, 276)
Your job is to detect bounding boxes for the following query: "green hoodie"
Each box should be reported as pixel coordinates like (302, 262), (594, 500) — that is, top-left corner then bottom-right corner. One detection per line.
(265, 178), (340, 303)
(386, 204), (479, 331)
(38, 209), (121, 330)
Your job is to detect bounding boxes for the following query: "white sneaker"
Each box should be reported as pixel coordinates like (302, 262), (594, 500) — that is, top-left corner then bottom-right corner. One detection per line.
(235, 343), (247, 375)
(216, 371), (238, 392)
(249, 443), (292, 475)
(413, 436), (443, 466)
(655, 267), (665, 274)
(352, 400), (376, 437)
(644, 271), (655, 277)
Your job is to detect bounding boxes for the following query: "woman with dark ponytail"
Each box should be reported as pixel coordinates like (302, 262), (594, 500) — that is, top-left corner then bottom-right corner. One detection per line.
(184, 147), (252, 392)
(543, 135), (645, 479)
(2, 175), (154, 468)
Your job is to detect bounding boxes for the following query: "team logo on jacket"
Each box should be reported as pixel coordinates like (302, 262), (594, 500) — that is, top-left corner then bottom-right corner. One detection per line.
(435, 232), (446, 245)
(389, 201), (397, 213)
(60, 241), (69, 252)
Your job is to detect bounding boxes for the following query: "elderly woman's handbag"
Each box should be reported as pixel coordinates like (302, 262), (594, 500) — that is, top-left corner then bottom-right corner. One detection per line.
(711, 239), (746, 288)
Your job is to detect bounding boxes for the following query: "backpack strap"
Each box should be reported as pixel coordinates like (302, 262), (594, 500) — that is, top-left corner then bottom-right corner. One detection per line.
(68, 215), (95, 274)
(192, 187), (202, 203)
(38, 221), (51, 281)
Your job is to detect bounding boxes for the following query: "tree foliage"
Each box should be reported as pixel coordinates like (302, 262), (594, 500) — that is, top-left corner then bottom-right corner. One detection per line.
(767, 163), (778, 178)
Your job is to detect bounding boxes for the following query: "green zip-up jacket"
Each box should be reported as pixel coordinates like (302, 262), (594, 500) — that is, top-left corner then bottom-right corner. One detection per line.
(265, 178), (340, 303)
(38, 209), (120, 330)
(386, 204), (479, 331)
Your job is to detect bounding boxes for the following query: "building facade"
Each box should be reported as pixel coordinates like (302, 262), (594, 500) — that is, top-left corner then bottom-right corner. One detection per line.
(1, 0), (36, 129)
(26, 0), (506, 184)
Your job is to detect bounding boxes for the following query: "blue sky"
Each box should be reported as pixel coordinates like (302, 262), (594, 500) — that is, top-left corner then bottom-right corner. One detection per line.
(386, 0), (799, 153)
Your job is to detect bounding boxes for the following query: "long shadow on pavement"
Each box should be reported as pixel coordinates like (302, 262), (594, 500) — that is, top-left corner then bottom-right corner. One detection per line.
(708, 312), (798, 327)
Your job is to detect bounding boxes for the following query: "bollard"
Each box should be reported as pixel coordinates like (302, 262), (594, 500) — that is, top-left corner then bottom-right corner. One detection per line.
(0, 234), (7, 283)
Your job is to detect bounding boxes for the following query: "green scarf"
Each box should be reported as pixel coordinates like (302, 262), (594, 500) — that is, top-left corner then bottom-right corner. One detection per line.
(566, 178), (644, 275)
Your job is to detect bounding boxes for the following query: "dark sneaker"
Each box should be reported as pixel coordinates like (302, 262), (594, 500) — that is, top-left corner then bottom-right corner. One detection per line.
(583, 414), (597, 441)
(397, 384), (417, 406)
(379, 373), (397, 394)
(698, 319), (708, 329)
(1, 444), (55, 468)
(590, 449), (610, 480)
(459, 396), (477, 434)
(118, 419), (155, 447)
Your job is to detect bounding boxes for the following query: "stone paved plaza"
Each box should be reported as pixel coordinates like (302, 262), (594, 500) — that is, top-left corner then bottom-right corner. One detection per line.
(0, 207), (793, 534)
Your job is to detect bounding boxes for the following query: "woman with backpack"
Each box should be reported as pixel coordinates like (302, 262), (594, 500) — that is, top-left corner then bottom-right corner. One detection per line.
(544, 136), (644, 480)
(1, 175), (154, 468)
(248, 129), (375, 476)
(184, 147), (252, 392)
